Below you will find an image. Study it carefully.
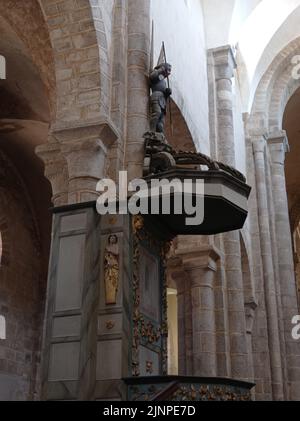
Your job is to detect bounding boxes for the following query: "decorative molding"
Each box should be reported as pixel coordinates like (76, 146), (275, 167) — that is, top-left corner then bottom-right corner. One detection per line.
(106, 320), (115, 330)
(176, 245), (221, 273)
(51, 120), (119, 149)
(104, 234), (119, 305)
(209, 45), (237, 80)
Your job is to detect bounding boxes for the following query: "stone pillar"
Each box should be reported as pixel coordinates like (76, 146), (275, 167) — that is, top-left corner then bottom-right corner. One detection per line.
(168, 258), (193, 376)
(268, 132), (300, 400)
(210, 45), (249, 381)
(126, 0), (150, 180)
(211, 45), (236, 165)
(252, 135), (284, 400)
(177, 246), (220, 377)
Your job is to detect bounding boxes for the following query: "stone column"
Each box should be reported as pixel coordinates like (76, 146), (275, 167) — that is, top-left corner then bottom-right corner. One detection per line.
(210, 45), (250, 381)
(177, 246), (220, 377)
(126, 0), (150, 180)
(252, 135), (284, 400)
(268, 132), (300, 400)
(211, 45), (236, 164)
(168, 258), (193, 376)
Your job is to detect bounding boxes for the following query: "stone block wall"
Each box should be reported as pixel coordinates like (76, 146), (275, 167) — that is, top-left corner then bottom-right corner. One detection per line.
(0, 155), (46, 401)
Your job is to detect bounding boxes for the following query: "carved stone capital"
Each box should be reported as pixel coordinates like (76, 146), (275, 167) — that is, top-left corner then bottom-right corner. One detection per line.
(167, 256), (188, 293)
(268, 130), (290, 165)
(252, 135), (268, 155)
(61, 137), (107, 180)
(210, 45), (237, 80)
(35, 142), (68, 206)
(176, 245), (221, 274)
(51, 121), (119, 204)
(52, 120), (119, 148)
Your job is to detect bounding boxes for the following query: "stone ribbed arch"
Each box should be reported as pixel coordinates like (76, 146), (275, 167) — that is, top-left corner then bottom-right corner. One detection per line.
(269, 74), (300, 133)
(248, 36), (300, 228)
(250, 37), (300, 132)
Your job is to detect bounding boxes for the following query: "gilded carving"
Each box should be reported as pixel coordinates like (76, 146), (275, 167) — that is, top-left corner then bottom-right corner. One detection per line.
(131, 215), (169, 377)
(129, 383), (251, 401)
(104, 234), (119, 305)
(106, 320), (115, 330)
(140, 318), (161, 344)
(171, 384), (251, 401)
(132, 215), (144, 234)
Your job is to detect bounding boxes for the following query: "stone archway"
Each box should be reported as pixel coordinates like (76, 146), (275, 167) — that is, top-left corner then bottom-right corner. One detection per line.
(0, 0), (111, 124)
(246, 36), (300, 400)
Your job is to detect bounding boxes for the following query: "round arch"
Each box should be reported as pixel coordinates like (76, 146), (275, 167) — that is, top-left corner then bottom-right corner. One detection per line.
(0, 0), (111, 125)
(248, 36), (300, 133)
(247, 37), (300, 227)
(247, 38), (300, 387)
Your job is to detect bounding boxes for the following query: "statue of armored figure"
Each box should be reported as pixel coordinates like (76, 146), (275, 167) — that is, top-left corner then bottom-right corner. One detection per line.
(149, 63), (172, 134)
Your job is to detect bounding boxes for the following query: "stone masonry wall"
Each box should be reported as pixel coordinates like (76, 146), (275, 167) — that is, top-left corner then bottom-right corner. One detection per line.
(0, 155), (46, 401)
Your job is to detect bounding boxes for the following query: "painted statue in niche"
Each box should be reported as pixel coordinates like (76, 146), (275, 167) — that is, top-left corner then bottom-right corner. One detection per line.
(104, 234), (119, 305)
